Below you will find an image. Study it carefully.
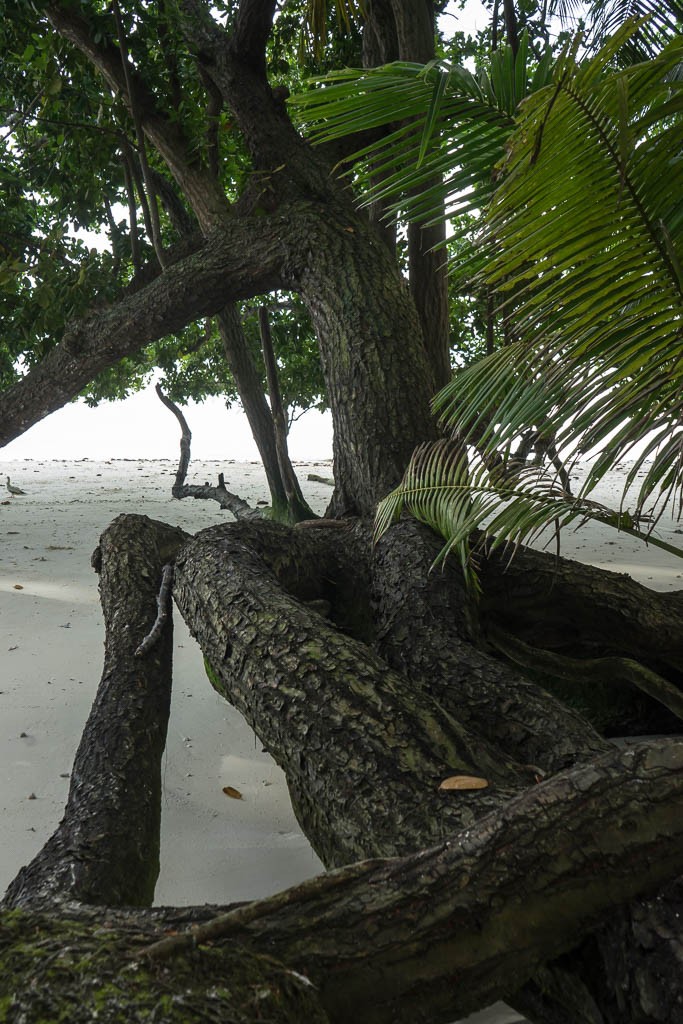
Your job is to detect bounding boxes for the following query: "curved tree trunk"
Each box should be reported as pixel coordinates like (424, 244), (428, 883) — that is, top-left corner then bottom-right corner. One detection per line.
(4, 515), (188, 910)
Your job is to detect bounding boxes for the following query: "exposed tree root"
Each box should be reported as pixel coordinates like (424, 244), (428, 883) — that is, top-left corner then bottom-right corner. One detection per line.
(3, 516), (188, 910)
(3, 513), (683, 1024)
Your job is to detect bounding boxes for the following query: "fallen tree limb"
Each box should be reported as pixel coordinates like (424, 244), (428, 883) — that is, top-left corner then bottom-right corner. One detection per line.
(156, 383), (261, 519)
(3, 739), (683, 1024)
(481, 542), (683, 678)
(4, 514), (683, 1024)
(135, 563), (175, 658)
(139, 737), (683, 1024)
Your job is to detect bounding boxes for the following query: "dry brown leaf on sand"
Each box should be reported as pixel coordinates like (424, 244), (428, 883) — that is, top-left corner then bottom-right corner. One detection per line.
(438, 775), (489, 791)
(222, 786), (243, 800)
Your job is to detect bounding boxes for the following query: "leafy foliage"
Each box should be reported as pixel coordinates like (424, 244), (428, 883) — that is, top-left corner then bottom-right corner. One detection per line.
(0, 0), (327, 419)
(291, 33), (554, 235)
(376, 23), (683, 578)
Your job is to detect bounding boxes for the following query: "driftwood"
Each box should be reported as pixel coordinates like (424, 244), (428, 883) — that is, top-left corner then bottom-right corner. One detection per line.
(155, 382), (261, 518)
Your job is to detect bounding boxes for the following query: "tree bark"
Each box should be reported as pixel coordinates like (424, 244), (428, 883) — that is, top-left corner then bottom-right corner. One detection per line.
(3, 516), (683, 1024)
(3, 515), (188, 910)
(216, 302), (293, 516)
(4, 5), (683, 1021)
(171, 515), (683, 1024)
(4, 736), (683, 1024)
(481, 543), (683, 678)
(296, 209), (437, 514)
(172, 518), (528, 867)
(371, 520), (611, 773)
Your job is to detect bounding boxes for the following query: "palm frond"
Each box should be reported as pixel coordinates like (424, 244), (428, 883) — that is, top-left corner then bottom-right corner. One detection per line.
(375, 439), (683, 591)
(290, 36), (554, 231)
(438, 26), (683, 514)
(375, 26), (683, 581)
(586, 0), (683, 61)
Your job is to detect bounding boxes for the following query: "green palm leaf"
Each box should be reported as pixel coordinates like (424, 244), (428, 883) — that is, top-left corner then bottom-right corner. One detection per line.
(452, 26), (683, 502)
(376, 25), (683, 582)
(290, 36), (553, 232)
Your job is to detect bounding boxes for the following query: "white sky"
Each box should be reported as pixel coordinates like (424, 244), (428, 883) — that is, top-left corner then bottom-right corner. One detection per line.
(2, 389), (334, 461)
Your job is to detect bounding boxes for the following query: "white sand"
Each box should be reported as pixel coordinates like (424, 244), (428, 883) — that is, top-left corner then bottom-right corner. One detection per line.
(1, 457), (680, 1024)
(0, 457), (332, 907)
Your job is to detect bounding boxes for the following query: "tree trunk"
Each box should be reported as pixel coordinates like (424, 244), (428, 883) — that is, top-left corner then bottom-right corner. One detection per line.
(295, 207), (437, 515)
(172, 518), (527, 867)
(216, 302), (292, 516)
(4, 515), (188, 910)
(171, 514), (683, 1023)
(3, 514), (683, 1024)
(370, 520), (611, 772)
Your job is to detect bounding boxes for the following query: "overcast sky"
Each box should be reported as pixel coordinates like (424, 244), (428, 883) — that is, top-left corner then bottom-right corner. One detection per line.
(3, 389), (334, 461)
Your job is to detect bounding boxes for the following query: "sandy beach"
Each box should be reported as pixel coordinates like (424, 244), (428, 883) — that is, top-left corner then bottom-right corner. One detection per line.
(1, 456), (681, 1024)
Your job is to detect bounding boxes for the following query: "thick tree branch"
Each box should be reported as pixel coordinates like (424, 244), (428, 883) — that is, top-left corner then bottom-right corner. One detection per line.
(5, 738), (683, 1024)
(480, 543), (683, 678)
(0, 211), (293, 449)
(173, 519), (531, 867)
(371, 521), (611, 773)
(45, 0), (228, 228)
(179, 0), (331, 193)
(144, 738), (683, 1024)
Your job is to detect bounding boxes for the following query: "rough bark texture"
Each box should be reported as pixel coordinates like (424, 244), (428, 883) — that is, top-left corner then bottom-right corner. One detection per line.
(0, 908), (330, 1024)
(371, 521), (612, 773)
(216, 303), (292, 516)
(481, 543), (683, 679)
(3, 516), (188, 910)
(172, 519), (528, 868)
(296, 209), (437, 514)
(171, 516), (683, 1024)
(3, 516), (683, 1024)
(4, 736), (683, 1024)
